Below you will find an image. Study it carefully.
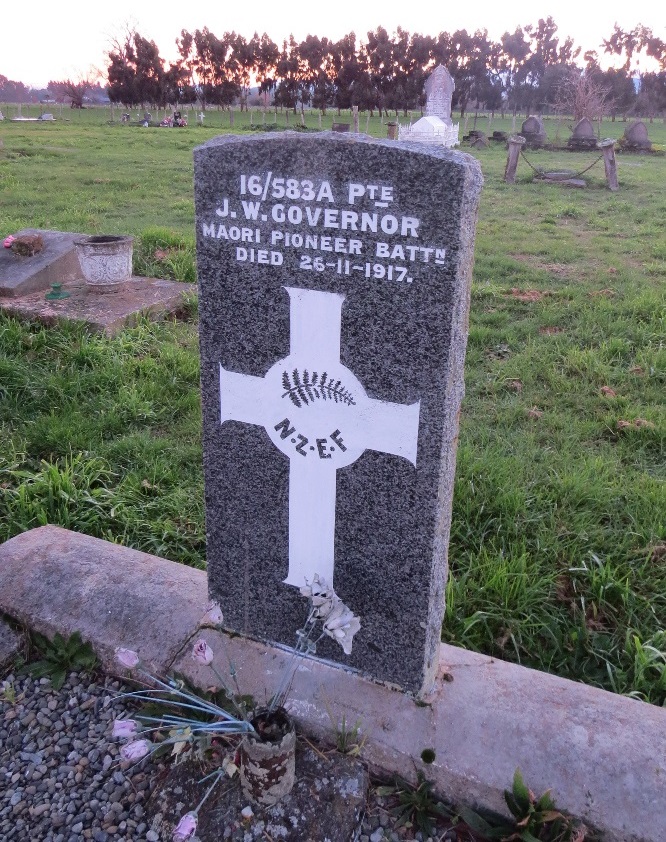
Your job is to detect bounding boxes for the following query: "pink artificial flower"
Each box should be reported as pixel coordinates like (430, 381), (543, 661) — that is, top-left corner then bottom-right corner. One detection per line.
(199, 601), (224, 627)
(191, 638), (214, 666)
(120, 739), (151, 762)
(112, 719), (138, 738)
(3, 235), (16, 248)
(114, 647), (140, 669)
(173, 812), (198, 841)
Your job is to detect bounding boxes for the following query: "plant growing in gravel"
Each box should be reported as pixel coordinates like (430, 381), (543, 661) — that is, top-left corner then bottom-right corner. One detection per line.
(375, 771), (453, 836)
(0, 679), (16, 704)
(458, 769), (590, 841)
(323, 699), (366, 756)
(23, 630), (98, 690)
(333, 714), (366, 756)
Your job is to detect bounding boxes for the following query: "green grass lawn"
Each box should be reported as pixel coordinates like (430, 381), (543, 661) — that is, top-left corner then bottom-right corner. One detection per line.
(1, 109), (664, 704)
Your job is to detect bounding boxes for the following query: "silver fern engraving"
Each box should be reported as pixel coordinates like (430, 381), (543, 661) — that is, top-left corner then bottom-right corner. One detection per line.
(281, 369), (356, 408)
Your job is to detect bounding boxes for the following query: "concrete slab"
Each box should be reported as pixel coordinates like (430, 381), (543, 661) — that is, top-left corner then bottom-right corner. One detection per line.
(0, 276), (192, 335)
(0, 617), (25, 671)
(0, 526), (207, 676)
(0, 228), (83, 297)
(0, 526), (663, 842)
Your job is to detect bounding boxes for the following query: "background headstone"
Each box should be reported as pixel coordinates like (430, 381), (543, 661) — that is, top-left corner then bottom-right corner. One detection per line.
(194, 132), (482, 693)
(399, 65), (459, 147)
(622, 121), (652, 150)
(568, 117), (597, 150)
(520, 116), (547, 148)
(469, 132), (489, 149)
(424, 65), (455, 125)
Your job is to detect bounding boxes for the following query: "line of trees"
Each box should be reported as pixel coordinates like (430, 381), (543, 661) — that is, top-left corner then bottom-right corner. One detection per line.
(0, 75), (108, 106)
(103, 20), (665, 119)
(2, 21), (664, 118)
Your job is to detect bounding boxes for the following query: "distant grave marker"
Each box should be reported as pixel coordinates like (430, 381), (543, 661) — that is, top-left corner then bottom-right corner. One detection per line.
(520, 116), (547, 148)
(399, 65), (459, 147)
(623, 121), (652, 150)
(568, 117), (597, 150)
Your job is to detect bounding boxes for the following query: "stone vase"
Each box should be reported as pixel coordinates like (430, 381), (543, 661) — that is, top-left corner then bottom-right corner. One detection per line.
(239, 708), (296, 806)
(75, 235), (133, 292)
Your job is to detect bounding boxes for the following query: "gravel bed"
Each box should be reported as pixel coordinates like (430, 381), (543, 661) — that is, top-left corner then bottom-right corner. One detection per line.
(0, 670), (164, 842)
(1, 669), (464, 842)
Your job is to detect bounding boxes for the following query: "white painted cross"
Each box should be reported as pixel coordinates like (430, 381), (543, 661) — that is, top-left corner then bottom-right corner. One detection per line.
(219, 286), (420, 588)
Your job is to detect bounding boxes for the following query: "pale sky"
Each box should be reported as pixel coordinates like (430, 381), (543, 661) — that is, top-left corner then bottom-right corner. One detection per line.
(4, 0), (664, 88)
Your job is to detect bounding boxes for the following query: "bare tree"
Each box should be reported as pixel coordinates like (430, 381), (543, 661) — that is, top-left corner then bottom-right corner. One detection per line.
(49, 69), (101, 108)
(554, 69), (612, 121)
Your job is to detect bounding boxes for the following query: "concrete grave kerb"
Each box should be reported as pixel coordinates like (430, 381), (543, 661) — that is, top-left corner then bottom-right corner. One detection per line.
(0, 525), (664, 842)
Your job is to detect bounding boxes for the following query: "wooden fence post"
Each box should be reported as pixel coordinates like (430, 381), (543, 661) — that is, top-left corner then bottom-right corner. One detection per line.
(504, 135), (526, 183)
(599, 138), (619, 191)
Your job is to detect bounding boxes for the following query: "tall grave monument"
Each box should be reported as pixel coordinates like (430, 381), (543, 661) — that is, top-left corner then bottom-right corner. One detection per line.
(194, 133), (482, 694)
(399, 65), (459, 147)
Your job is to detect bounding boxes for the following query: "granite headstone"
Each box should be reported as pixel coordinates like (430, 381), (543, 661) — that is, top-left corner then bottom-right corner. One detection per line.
(623, 121), (652, 150)
(568, 117), (597, 150)
(194, 132), (482, 694)
(520, 116), (547, 148)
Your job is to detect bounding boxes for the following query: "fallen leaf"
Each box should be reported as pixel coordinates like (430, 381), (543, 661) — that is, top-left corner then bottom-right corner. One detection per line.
(486, 344), (512, 360)
(600, 386), (617, 397)
(649, 543), (666, 563)
(539, 326), (564, 335)
(629, 366), (644, 375)
(222, 754), (238, 778)
(527, 407), (543, 419)
(608, 267), (618, 274)
(154, 249), (169, 260)
(588, 288), (615, 298)
(436, 662), (455, 683)
(508, 380), (523, 392)
(585, 610), (607, 631)
(555, 575), (574, 604)
(508, 288), (546, 302)
(617, 418), (655, 430)
(572, 826), (589, 842)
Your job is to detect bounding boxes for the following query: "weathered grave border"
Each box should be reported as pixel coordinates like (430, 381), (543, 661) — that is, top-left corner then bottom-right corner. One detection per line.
(0, 526), (663, 842)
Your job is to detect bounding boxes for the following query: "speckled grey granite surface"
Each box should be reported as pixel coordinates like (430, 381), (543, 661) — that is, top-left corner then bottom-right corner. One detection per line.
(194, 132), (482, 693)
